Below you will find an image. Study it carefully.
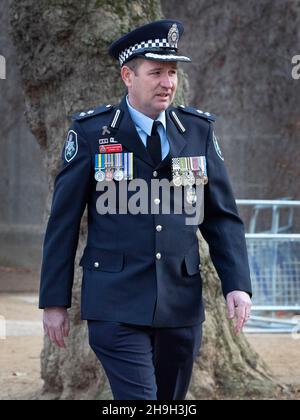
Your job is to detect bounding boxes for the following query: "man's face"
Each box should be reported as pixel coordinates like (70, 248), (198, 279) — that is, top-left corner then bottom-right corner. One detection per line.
(123, 60), (178, 119)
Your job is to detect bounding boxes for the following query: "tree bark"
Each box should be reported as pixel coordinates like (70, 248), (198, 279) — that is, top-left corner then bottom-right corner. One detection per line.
(163, 0), (300, 228)
(188, 236), (278, 399)
(10, 0), (279, 400)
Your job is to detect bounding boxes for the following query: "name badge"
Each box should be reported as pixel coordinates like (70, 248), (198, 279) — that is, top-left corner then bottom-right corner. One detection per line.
(99, 144), (123, 154)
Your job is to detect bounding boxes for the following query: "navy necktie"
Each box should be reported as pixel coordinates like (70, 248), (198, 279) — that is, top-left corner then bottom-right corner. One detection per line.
(147, 121), (162, 166)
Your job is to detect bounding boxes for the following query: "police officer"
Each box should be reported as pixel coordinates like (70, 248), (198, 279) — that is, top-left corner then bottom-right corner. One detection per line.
(40, 20), (252, 400)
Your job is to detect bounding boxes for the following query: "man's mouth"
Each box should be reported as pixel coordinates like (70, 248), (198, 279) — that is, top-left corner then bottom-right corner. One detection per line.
(156, 93), (170, 98)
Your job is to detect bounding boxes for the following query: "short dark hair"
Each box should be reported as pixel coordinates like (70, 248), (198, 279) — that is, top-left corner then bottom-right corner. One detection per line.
(123, 57), (143, 75)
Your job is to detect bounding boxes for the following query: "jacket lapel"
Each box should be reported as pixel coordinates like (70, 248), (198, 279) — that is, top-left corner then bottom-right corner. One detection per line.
(166, 108), (187, 157)
(111, 97), (188, 170)
(156, 108), (187, 170)
(111, 97), (154, 167)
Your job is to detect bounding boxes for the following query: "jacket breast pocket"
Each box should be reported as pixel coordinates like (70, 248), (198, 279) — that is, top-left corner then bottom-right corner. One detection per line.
(79, 247), (124, 272)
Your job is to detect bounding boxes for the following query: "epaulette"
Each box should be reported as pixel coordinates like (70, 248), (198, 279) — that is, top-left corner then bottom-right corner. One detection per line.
(72, 104), (114, 121)
(177, 105), (216, 122)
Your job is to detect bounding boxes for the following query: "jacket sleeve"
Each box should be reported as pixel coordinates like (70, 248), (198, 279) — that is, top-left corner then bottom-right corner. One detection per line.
(199, 123), (252, 298)
(39, 120), (93, 309)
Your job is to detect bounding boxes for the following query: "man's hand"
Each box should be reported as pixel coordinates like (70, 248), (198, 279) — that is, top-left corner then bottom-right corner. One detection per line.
(43, 307), (70, 348)
(226, 291), (252, 334)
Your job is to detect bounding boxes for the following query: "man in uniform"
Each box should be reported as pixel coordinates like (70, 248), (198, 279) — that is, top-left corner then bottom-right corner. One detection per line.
(40, 20), (252, 400)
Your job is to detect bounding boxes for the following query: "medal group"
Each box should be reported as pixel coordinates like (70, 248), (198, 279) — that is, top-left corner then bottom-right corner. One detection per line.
(94, 145), (208, 207)
(94, 152), (134, 182)
(171, 156), (208, 204)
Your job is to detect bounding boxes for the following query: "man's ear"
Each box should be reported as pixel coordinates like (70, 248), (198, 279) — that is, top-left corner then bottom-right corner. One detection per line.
(121, 66), (132, 88)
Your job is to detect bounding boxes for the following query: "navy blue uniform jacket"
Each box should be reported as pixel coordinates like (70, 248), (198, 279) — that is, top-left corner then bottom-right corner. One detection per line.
(39, 96), (252, 327)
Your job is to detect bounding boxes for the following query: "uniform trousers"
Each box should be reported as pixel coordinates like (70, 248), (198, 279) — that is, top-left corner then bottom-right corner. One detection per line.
(88, 320), (203, 400)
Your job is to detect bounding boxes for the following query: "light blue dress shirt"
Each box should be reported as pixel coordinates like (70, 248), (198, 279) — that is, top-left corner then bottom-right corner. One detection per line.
(126, 96), (170, 160)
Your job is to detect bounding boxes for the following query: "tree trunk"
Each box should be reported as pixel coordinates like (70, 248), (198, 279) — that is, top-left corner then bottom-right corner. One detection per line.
(10, 0), (279, 400)
(162, 0), (300, 228)
(188, 235), (278, 399)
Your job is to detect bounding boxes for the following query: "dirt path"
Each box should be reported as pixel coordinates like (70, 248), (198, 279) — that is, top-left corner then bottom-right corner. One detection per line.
(246, 334), (300, 387)
(0, 293), (43, 400)
(1, 292), (300, 400)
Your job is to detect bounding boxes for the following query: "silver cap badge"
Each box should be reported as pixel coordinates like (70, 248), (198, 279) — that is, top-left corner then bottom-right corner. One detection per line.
(168, 24), (179, 48)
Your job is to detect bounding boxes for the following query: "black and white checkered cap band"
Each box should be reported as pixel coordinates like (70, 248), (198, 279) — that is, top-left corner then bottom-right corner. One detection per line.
(119, 38), (177, 66)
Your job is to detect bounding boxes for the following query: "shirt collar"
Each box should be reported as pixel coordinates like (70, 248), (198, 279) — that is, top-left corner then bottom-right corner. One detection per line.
(126, 95), (166, 136)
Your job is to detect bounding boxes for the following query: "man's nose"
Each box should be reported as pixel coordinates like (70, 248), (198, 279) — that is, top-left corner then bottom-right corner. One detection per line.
(160, 74), (173, 89)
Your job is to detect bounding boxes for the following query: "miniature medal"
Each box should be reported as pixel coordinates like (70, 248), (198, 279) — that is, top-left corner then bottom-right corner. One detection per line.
(172, 158), (182, 186)
(186, 186), (197, 204)
(113, 153), (124, 181)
